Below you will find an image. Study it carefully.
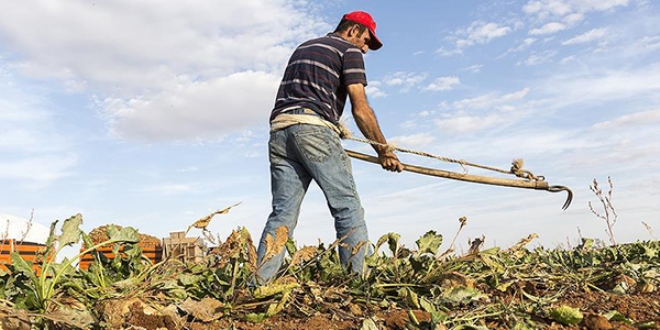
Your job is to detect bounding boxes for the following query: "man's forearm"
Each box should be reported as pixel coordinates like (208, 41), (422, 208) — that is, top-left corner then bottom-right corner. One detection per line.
(353, 103), (390, 155)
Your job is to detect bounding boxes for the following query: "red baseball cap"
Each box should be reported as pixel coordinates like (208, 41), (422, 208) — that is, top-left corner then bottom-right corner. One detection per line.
(342, 11), (383, 50)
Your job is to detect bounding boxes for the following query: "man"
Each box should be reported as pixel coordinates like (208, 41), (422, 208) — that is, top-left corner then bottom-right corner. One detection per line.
(256, 11), (403, 283)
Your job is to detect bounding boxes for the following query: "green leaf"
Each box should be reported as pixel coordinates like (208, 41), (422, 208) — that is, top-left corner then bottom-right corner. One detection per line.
(550, 305), (583, 325)
(166, 287), (188, 300)
(10, 253), (38, 282)
(512, 322), (533, 330)
(480, 246), (500, 255)
(58, 214), (83, 247)
(178, 274), (202, 286)
(441, 286), (487, 305)
(108, 226), (140, 243)
(415, 231), (443, 255)
(419, 296), (436, 314)
(398, 288), (420, 309)
(44, 220), (58, 256)
(452, 325), (489, 330)
(253, 283), (299, 299)
(637, 321), (660, 330)
(285, 238), (297, 255)
(245, 313), (267, 323)
(604, 310), (632, 324)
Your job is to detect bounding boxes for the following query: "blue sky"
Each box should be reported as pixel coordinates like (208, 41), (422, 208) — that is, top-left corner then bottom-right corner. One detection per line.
(1, 0), (659, 252)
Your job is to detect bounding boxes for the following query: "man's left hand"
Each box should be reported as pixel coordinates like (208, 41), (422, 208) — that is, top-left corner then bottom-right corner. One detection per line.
(378, 151), (404, 172)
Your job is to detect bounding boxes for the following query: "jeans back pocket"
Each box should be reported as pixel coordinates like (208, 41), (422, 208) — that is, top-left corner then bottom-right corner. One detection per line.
(293, 127), (333, 163)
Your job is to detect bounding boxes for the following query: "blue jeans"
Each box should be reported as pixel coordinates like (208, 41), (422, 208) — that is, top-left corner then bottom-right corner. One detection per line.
(255, 119), (368, 283)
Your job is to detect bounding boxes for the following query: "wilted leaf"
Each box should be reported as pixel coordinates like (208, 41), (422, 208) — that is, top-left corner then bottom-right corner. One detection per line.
(265, 289), (291, 317)
(179, 297), (225, 322)
(352, 241), (368, 256)
(59, 213), (83, 247)
(261, 226), (289, 264)
(288, 246), (318, 268)
(416, 231), (443, 255)
(186, 202), (241, 234)
(550, 305), (583, 325)
(361, 318), (380, 330)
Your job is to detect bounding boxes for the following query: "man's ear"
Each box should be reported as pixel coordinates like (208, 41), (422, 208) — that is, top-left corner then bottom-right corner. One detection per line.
(347, 24), (359, 37)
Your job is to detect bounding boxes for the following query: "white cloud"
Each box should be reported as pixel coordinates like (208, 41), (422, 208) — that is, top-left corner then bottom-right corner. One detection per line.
(437, 21), (512, 56)
(498, 38), (537, 59)
(434, 47), (464, 57)
(424, 76), (461, 92)
(0, 1), (328, 141)
(574, 0), (629, 12)
(523, 0), (629, 18)
(0, 67), (77, 183)
(390, 133), (436, 148)
(592, 109), (660, 129)
(456, 21), (512, 48)
(435, 113), (510, 133)
(366, 85), (388, 99)
(453, 88), (530, 110)
(529, 22), (567, 35)
(562, 28), (608, 45)
(541, 64), (660, 106)
(137, 183), (196, 195)
(523, 0), (628, 38)
(102, 71), (280, 140)
(433, 88), (532, 134)
(562, 13), (585, 25)
(633, 35), (660, 51)
(523, 0), (572, 16)
(0, 154), (78, 182)
(519, 50), (557, 65)
(463, 64), (484, 73)
(381, 72), (428, 92)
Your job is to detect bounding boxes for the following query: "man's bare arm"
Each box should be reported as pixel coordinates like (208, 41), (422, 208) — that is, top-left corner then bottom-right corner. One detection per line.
(347, 83), (403, 172)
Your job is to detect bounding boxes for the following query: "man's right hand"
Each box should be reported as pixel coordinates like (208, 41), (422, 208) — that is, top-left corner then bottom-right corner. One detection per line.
(378, 151), (404, 172)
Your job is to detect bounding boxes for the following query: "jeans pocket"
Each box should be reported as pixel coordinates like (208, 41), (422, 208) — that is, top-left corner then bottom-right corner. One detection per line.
(294, 128), (333, 163)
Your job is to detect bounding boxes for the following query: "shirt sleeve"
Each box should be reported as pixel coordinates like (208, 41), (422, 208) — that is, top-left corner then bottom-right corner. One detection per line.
(342, 48), (368, 86)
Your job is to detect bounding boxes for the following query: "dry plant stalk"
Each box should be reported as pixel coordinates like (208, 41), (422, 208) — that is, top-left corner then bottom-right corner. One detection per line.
(588, 177), (618, 246)
(438, 216), (467, 260)
(503, 233), (539, 253)
(642, 221), (657, 240)
(185, 202), (241, 235)
(18, 209), (35, 244)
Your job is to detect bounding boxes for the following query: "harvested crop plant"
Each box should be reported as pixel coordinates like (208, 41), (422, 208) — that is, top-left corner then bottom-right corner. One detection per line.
(0, 211), (658, 329)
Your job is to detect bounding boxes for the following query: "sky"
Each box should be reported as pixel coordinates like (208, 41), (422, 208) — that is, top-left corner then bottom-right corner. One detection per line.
(1, 0), (659, 255)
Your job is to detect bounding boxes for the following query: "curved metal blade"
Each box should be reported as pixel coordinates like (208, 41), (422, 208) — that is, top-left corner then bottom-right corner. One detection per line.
(547, 185), (573, 210)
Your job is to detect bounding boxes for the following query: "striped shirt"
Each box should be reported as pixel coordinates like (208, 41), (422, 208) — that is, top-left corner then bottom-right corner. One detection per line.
(270, 33), (368, 124)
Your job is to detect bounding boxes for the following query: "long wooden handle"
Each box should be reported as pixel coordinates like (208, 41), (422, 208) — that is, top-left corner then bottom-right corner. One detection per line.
(345, 149), (573, 210)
